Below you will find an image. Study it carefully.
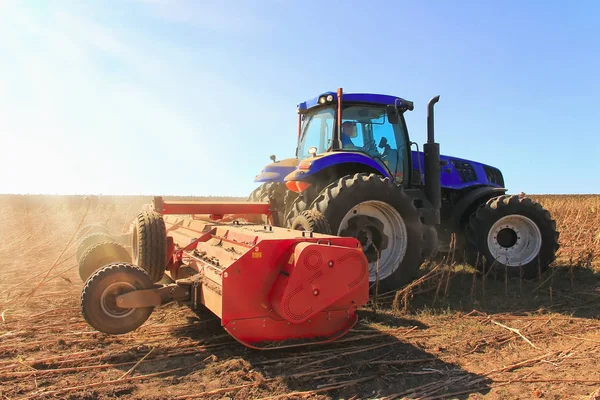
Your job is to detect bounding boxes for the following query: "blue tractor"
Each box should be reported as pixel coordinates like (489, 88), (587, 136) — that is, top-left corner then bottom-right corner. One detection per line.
(249, 88), (559, 292)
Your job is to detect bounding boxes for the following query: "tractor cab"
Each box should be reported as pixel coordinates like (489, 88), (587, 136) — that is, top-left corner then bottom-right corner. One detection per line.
(295, 92), (413, 185)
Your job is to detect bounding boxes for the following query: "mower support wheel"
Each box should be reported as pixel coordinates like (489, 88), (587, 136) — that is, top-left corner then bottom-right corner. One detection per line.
(290, 210), (332, 235)
(79, 241), (132, 282)
(81, 262), (154, 335)
(131, 210), (168, 283)
(75, 224), (110, 242)
(76, 232), (115, 262)
(465, 194), (560, 279)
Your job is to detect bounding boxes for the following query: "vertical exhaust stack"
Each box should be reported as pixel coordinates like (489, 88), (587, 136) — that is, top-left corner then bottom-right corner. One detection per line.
(336, 87), (343, 149)
(423, 95), (441, 225)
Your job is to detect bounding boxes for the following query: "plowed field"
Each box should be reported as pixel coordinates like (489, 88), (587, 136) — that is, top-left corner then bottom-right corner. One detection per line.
(1, 194), (599, 399)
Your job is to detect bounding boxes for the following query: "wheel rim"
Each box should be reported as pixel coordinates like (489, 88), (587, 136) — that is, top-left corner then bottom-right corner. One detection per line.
(100, 282), (137, 318)
(486, 214), (542, 267)
(338, 200), (407, 282)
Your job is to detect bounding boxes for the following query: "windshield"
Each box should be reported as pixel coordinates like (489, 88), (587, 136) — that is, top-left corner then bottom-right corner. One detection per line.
(297, 106), (334, 159)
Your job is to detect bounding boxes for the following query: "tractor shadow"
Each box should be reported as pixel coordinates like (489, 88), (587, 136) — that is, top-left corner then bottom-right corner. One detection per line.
(155, 309), (493, 399)
(386, 260), (600, 319)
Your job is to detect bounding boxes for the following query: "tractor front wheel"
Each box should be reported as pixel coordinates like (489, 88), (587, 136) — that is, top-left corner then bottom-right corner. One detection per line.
(247, 182), (288, 226)
(310, 173), (430, 292)
(81, 262), (154, 335)
(290, 209), (332, 235)
(465, 194), (559, 279)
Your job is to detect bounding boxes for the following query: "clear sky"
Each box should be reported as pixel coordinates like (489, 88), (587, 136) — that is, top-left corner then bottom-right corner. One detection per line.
(0, 0), (598, 196)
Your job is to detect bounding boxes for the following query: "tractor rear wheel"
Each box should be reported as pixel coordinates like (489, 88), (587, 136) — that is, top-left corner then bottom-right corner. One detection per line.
(310, 173), (429, 292)
(465, 194), (559, 279)
(290, 210), (332, 235)
(81, 262), (154, 335)
(78, 241), (131, 282)
(131, 210), (167, 283)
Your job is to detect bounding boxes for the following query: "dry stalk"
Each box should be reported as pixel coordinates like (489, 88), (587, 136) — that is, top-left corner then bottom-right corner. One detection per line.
(295, 340), (399, 370)
(392, 264), (443, 311)
(118, 347), (155, 379)
(255, 376), (374, 400)
(20, 355), (216, 399)
(491, 319), (537, 348)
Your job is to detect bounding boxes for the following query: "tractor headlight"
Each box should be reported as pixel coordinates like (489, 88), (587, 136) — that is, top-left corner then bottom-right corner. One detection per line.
(318, 94), (335, 104)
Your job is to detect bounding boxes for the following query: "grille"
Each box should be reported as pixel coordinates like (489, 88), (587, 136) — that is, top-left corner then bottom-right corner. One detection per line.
(450, 159), (477, 183)
(484, 166), (505, 187)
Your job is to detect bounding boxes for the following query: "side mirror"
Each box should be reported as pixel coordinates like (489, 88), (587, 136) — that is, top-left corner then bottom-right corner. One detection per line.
(270, 154), (277, 162)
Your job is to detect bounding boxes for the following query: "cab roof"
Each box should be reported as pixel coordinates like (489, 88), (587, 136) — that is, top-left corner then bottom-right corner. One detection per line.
(297, 91), (413, 112)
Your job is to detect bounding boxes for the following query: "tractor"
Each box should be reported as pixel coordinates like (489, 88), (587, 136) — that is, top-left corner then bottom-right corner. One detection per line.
(249, 88), (559, 292)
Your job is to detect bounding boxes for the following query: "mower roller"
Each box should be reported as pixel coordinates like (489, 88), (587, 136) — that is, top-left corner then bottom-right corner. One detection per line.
(80, 197), (370, 349)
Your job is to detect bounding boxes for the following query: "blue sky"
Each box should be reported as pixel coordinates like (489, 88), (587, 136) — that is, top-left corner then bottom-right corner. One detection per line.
(0, 0), (598, 196)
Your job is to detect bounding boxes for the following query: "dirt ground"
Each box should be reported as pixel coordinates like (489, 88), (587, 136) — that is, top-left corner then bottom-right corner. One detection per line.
(1, 194), (600, 400)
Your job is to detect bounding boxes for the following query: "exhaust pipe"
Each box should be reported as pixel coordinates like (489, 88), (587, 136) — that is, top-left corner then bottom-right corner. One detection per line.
(423, 95), (441, 225)
(336, 87), (343, 149)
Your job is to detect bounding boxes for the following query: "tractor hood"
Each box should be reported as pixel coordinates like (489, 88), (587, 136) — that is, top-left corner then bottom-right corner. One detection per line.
(253, 157), (299, 183)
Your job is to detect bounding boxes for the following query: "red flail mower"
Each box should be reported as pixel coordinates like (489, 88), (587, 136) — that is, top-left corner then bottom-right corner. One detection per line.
(79, 197), (370, 349)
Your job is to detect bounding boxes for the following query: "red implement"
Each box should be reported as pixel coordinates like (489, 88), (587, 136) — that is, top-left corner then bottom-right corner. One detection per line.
(155, 197), (370, 349)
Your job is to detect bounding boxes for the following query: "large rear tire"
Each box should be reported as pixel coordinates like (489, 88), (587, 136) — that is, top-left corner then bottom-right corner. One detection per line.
(310, 173), (428, 292)
(131, 210), (167, 283)
(465, 194), (559, 279)
(81, 262), (154, 335)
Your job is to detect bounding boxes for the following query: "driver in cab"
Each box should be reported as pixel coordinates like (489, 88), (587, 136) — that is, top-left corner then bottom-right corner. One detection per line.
(341, 121), (359, 148)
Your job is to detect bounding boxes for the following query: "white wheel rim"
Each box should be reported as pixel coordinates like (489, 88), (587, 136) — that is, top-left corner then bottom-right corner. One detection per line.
(100, 282), (137, 318)
(337, 200), (407, 282)
(486, 214), (542, 267)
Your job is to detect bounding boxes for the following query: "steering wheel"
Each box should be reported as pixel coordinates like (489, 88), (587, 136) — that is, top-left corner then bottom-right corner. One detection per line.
(361, 139), (378, 154)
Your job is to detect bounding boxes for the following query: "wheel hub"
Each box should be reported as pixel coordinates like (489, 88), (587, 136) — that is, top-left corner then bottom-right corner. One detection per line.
(340, 215), (389, 263)
(496, 228), (518, 248)
(337, 201), (407, 282)
(100, 282), (137, 318)
(487, 214), (542, 267)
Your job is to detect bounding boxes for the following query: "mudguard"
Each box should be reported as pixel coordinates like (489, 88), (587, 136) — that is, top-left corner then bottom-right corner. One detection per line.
(446, 186), (507, 231)
(283, 152), (391, 182)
